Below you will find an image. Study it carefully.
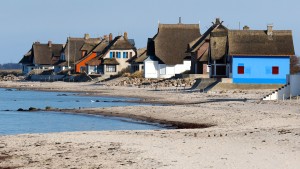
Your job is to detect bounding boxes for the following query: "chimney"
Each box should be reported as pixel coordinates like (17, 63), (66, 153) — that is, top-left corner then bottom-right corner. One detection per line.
(179, 17), (182, 24)
(124, 32), (128, 40)
(267, 24), (273, 36)
(48, 40), (52, 47)
(84, 33), (90, 40)
(109, 33), (113, 42)
(103, 35), (108, 41)
(215, 18), (221, 24)
(243, 25), (250, 30)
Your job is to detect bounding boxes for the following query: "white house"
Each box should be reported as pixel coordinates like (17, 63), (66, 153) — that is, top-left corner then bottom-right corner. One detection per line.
(144, 22), (201, 78)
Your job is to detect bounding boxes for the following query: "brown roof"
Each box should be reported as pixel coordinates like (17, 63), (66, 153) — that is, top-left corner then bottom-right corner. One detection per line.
(20, 42), (64, 65)
(127, 48), (147, 63)
(86, 56), (102, 66)
(92, 40), (109, 53)
(103, 58), (119, 65)
(210, 31), (228, 60)
(197, 42), (209, 62)
(148, 23), (201, 65)
(81, 43), (98, 53)
(228, 30), (295, 56)
(19, 50), (33, 64)
(64, 37), (101, 64)
(187, 19), (228, 61)
(110, 36), (136, 50)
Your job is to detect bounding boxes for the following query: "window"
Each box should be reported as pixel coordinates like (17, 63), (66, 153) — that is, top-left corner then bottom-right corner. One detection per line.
(110, 52), (113, 58)
(129, 52), (133, 58)
(113, 52), (116, 58)
(106, 65), (116, 72)
(272, 66), (279, 74)
(237, 66), (244, 74)
(123, 52), (128, 58)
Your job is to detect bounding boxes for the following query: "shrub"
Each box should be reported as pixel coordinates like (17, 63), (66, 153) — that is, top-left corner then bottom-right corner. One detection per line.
(130, 71), (144, 78)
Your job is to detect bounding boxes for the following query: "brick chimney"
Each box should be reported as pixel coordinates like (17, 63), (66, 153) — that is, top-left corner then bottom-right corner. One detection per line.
(124, 32), (128, 40)
(84, 33), (90, 40)
(267, 24), (273, 36)
(243, 25), (250, 30)
(109, 33), (113, 42)
(48, 40), (52, 47)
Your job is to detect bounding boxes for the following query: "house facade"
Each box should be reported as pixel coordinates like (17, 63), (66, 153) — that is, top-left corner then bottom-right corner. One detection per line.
(228, 25), (295, 84)
(187, 18), (228, 77)
(145, 21), (201, 78)
(56, 34), (101, 73)
(19, 41), (64, 74)
(85, 33), (137, 75)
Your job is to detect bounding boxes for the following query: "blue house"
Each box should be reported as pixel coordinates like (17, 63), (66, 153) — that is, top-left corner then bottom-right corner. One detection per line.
(228, 25), (295, 84)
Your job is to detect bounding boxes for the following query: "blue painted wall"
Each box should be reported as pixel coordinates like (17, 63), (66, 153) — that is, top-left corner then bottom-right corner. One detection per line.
(232, 56), (290, 84)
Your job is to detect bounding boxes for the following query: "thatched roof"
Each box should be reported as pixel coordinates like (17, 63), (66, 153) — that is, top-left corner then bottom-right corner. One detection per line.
(109, 36), (136, 50)
(93, 40), (109, 53)
(86, 56), (102, 66)
(127, 48), (147, 63)
(103, 58), (119, 65)
(63, 37), (101, 64)
(81, 43), (98, 53)
(228, 30), (295, 56)
(198, 42), (209, 62)
(20, 42), (64, 65)
(210, 31), (228, 60)
(147, 23), (201, 65)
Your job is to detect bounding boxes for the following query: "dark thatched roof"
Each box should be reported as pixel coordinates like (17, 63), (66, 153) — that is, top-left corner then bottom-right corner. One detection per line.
(228, 30), (295, 56)
(19, 50), (33, 64)
(81, 43), (98, 53)
(86, 56), (102, 66)
(210, 31), (228, 60)
(64, 37), (101, 64)
(109, 36), (136, 50)
(128, 48), (147, 63)
(147, 23), (201, 65)
(103, 58), (119, 65)
(197, 42), (209, 62)
(20, 42), (64, 65)
(93, 40), (109, 53)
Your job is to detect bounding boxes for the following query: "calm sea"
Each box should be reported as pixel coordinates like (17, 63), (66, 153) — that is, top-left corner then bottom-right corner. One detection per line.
(0, 88), (163, 135)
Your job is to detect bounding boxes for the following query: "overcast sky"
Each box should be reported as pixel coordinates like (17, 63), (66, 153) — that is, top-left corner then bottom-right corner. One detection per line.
(0, 0), (299, 63)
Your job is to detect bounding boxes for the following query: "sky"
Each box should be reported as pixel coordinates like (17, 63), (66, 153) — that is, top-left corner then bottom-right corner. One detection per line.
(0, 0), (299, 64)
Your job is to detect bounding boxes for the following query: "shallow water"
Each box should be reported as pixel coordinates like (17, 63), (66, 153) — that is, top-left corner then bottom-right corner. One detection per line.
(0, 88), (163, 135)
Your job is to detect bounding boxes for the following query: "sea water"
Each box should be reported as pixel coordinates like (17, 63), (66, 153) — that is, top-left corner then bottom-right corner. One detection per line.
(0, 88), (163, 135)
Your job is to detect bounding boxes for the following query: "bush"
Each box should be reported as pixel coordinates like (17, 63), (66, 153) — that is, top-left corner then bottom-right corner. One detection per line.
(130, 71), (144, 78)
(118, 66), (131, 76)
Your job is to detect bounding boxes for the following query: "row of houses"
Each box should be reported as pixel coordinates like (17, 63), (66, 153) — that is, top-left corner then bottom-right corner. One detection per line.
(20, 33), (136, 76)
(20, 18), (295, 84)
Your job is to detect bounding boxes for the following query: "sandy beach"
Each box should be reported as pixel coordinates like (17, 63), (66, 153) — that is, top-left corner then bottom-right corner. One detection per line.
(0, 81), (300, 169)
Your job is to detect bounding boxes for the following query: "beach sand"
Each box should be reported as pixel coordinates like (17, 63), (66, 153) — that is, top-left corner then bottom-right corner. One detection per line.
(0, 81), (300, 169)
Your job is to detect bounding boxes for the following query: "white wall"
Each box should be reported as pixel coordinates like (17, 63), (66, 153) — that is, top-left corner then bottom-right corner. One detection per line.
(144, 59), (191, 79)
(144, 59), (159, 78)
